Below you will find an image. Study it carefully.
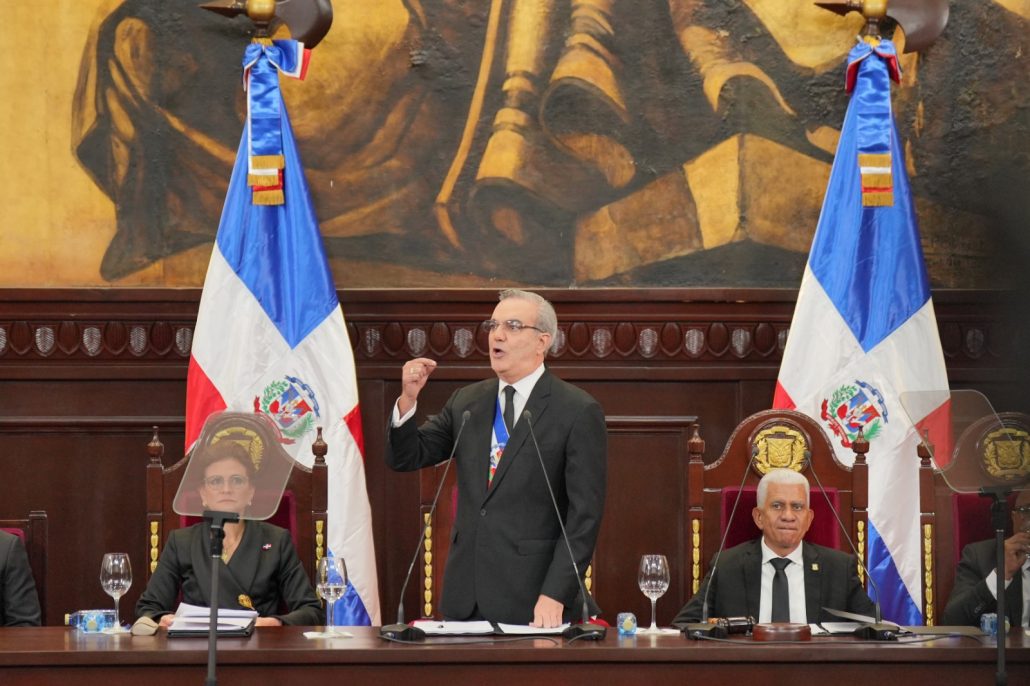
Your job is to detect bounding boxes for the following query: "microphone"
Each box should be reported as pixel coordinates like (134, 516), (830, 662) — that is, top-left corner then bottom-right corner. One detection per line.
(522, 410), (606, 641)
(380, 410), (472, 641)
(683, 445), (759, 640)
(805, 451), (899, 641)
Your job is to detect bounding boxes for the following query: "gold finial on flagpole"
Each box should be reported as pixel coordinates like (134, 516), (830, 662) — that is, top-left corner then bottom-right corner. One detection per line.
(814, 0), (949, 53)
(199, 0), (333, 47)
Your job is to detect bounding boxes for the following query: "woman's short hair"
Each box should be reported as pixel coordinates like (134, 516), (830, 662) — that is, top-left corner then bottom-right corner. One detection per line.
(191, 439), (258, 488)
(756, 468), (810, 507)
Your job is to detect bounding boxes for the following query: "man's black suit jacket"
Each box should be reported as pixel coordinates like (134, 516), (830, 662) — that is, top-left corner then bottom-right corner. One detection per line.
(941, 539), (1024, 627)
(386, 370), (607, 625)
(672, 539), (876, 625)
(135, 521), (322, 625)
(0, 530), (41, 626)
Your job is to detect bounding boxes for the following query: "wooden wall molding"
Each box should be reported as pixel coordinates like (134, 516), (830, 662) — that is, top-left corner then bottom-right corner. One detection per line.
(0, 289), (1016, 374)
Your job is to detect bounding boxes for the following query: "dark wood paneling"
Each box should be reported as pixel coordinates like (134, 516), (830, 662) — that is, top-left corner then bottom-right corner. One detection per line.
(0, 288), (1025, 628)
(595, 417), (696, 626)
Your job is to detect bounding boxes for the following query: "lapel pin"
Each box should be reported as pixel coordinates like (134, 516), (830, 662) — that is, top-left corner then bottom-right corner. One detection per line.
(262, 543), (272, 550)
(811, 563), (819, 572)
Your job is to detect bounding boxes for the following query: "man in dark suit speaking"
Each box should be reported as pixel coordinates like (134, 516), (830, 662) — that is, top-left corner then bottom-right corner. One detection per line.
(386, 289), (607, 627)
(673, 469), (874, 625)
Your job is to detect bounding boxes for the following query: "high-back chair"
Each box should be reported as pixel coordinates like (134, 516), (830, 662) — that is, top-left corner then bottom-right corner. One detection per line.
(0, 511), (47, 624)
(686, 409), (937, 622)
(935, 411), (1030, 615)
(144, 417), (328, 584)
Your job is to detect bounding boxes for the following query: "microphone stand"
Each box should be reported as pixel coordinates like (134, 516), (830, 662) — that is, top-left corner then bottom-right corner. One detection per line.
(980, 485), (1012, 686)
(523, 411), (606, 640)
(380, 410), (471, 641)
(683, 446), (759, 640)
(203, 509), (240, 686)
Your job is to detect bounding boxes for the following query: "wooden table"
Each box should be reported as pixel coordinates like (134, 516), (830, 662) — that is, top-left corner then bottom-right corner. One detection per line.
(1, 626), (1027, 685)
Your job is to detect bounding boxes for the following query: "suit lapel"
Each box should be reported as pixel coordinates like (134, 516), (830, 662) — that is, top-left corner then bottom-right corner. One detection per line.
(743, 540), (762, 619)
(191, 522), (257, 610)
(225, 521), (261, 607)
(481, 371), (552, 503)
(1007, 572), (1024, 627)
(802, 542), (821, 623)
(190, 526), (214, 605)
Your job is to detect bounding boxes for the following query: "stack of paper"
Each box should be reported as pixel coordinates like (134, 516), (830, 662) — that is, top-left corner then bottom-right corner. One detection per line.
(410, 620), (570, 636)
(167, 602), (258, 638)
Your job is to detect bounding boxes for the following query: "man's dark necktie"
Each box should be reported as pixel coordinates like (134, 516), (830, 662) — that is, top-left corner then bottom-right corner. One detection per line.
(503, 385), (516, 432)
(770, 557), (791, 623)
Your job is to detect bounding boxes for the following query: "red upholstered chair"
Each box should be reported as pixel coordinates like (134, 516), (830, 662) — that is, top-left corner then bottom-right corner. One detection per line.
(144, 423), (328, 584)
(0, 511), (47, 623)
(718, 486), (841, 552)
(931, 411), (1030, 617)
(950, 492), (1017, 564)
(942, 411), (1030, 563)
(687, 410), (873, 599)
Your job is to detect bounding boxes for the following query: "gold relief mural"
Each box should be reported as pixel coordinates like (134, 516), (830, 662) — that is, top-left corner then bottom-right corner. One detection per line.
(0, 0), (1026, 288)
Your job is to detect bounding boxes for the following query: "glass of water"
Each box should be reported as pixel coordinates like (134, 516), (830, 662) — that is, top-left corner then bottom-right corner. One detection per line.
(316, 555), (348, 633)
(637, 554), (670, 634)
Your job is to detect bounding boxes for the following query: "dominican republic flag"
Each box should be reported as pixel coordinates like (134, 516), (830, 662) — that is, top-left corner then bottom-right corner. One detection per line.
(185, 39), (380, 625)
(772, 39), (948, 625)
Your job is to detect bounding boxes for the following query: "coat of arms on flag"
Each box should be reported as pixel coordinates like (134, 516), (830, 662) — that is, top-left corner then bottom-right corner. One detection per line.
(255, 376), (320, 442)
(821, 380), (889, 447)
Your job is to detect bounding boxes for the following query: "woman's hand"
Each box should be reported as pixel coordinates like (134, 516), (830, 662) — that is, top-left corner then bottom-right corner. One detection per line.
(255, 617), (283, 627)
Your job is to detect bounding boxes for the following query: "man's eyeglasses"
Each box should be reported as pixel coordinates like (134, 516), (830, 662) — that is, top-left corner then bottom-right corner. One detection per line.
(202, 475), (249, 490)
(1013, 505), (1030, 516)
(483, 319), (546, 334)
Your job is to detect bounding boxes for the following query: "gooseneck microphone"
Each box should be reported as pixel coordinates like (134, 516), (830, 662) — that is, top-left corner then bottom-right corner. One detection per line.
(522, 410), (606, 640)
(380, 410), (472, 641)
(805, 451), (898, 641)
(683, 445), (759, 640)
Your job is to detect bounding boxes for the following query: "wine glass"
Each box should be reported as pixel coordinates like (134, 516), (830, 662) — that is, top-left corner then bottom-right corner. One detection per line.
(316, 555), (348, 634)
(637, 554), (670, 634)
(100, 553), (132, 632)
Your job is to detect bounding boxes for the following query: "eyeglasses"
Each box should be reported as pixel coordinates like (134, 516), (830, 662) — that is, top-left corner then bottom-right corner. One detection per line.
(1014, 505), (1030, 515)
(483, 319), (546, 334)
(203, 475), (249, 490)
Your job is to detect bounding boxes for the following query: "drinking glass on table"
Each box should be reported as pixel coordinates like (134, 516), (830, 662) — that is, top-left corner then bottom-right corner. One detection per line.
(316, 555), (348, 633)
(637, 554), (670, 634)
(100, 553), (132, 632)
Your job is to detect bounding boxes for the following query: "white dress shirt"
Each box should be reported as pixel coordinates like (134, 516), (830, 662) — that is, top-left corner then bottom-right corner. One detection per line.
(758, 539), (808, 623)
(392, 364), (546, 427)
(985, 557), (1030, 628)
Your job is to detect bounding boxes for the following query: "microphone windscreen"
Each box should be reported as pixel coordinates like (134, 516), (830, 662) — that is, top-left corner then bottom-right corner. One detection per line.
(522, 410), (533, 422)
(461, 409), (471, 422)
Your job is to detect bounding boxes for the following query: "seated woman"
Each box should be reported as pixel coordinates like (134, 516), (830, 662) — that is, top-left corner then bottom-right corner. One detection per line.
(135, 441), (322, 627)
